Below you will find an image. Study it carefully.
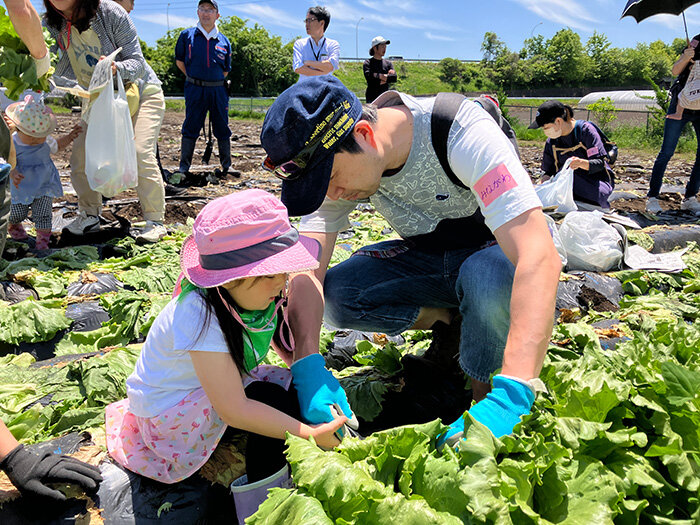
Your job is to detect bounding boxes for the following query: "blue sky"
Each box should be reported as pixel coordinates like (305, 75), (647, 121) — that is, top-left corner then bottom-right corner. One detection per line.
(31, 0), (700, 59)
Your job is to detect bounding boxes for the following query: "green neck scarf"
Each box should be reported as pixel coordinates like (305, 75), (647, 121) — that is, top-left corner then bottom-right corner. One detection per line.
(238, 301), (278, 373)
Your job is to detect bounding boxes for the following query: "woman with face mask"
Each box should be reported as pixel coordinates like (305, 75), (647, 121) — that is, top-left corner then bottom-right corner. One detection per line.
(529, 100), (615, 209)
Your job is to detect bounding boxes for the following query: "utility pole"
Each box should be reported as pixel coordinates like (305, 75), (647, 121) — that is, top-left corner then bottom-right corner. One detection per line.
(355, 17), (364, 59)
(167, 3), (171, 32)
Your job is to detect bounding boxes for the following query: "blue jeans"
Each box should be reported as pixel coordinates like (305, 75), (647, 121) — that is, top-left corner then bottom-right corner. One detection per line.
(324, 240), (515, 382)
(649, 96), (700, 199)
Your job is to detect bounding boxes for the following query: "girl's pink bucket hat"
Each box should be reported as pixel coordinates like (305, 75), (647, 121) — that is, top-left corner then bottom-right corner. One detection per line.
(180, 189), (320, 288)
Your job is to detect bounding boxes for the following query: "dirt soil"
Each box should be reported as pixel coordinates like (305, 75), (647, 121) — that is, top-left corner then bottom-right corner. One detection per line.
(50, 112), (700, 226)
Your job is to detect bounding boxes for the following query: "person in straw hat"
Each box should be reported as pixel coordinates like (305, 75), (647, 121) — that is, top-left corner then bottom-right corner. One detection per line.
(4, 95), (81, 250)
(105, 189), (354, 522)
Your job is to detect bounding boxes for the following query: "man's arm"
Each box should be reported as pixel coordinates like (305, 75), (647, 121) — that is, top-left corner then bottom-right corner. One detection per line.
(493, 207), (561, 380)
(176, 59), (187, 76)
(296, 61), (334, 76)
(287, 230), (338, 361)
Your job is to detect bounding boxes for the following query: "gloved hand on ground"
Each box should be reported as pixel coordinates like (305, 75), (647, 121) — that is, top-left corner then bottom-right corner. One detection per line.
(437, 374), (536, 449)
(0, 444), (103, 500)
(290, 353), (355, 431)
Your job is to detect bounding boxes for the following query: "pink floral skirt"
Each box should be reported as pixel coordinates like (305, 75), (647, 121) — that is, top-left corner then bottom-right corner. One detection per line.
(106, 365), (292, 484)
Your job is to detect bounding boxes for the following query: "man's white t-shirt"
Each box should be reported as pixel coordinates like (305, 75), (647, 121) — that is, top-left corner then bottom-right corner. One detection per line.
(126, 291), (229, 418)
(292, 36), (340, 82)
(299, 92), (541, 244)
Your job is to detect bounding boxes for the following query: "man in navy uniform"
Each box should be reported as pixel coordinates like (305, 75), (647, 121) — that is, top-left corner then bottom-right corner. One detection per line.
(175, 0), (232, 179)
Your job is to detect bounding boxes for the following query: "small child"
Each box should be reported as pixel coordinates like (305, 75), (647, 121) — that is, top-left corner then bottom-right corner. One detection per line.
(105, 190), (353, 523)
(4, 95), (81, 250)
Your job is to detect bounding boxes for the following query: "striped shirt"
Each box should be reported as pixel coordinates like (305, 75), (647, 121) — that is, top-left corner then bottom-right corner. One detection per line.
(44, 0), (160, 90)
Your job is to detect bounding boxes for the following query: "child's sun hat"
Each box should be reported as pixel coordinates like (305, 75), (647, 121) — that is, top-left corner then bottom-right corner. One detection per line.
(5, 95), (57, 138)
(181, 189), (320, 288)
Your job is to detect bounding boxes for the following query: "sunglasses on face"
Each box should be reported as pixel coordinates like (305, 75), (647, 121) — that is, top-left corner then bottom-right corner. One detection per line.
(304, 17), (318, 23)
(262, 138), (322, 181)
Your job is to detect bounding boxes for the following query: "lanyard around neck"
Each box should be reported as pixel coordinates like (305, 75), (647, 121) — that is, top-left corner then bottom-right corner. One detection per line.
(309, 37), (326, 61)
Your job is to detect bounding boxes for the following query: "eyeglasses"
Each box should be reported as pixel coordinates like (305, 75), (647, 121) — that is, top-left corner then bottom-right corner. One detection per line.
(198, 6), (217, 13)
(303, 17), (318, 23)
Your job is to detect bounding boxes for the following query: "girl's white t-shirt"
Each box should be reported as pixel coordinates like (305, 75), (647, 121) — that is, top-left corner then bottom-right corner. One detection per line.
(126, 291), (229, 418)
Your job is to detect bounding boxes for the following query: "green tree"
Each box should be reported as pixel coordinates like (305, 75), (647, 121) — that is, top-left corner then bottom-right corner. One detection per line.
(545, 28), (590, 86)
(481, 32), (507, 63)
(218, 16), (296, 96)
(438, 58), (470, 91)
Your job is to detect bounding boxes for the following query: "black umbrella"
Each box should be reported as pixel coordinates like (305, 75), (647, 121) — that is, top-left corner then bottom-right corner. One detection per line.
(621, 0), (700, 41)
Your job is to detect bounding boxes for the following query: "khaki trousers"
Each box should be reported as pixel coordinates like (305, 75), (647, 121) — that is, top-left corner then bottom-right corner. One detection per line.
(0, 178), (10, 258)
(71, 86), (166, 222)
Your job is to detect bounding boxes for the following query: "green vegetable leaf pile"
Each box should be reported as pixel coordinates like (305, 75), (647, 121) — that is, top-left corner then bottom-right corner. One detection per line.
(0, 6), (55, 99)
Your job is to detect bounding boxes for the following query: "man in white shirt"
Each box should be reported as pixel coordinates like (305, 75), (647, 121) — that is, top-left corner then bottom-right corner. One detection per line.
(292, 6), (340, 82)
(260, 77), (562, 448)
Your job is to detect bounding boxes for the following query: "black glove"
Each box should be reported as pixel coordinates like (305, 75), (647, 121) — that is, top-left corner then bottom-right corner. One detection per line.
(0, 444), (102, 501)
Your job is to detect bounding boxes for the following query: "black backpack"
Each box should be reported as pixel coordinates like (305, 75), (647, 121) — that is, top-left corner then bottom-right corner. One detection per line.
(573, 120), (618, 166)
(430, 92), (519, 190)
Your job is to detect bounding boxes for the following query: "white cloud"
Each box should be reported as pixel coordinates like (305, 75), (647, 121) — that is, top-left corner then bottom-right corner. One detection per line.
(357, 0), (420, 11)
(510, 0), (597, 31)
(425, 32), (456, 42)
(229, 3), (300, 30)
(132, 13), (197, 29)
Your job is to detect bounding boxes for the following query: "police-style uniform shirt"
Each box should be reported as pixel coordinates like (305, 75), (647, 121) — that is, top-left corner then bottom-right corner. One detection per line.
(292, 36), (340, 83)
(175, 23), (231, 82)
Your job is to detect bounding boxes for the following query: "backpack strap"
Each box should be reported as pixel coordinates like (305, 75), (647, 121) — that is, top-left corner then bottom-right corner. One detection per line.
(431, 93), (468, 190)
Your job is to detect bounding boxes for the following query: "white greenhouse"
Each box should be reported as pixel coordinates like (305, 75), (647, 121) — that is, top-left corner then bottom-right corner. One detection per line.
(578, 90), (660, 111)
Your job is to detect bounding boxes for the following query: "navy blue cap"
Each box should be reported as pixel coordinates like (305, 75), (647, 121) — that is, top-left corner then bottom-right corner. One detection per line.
(260, 76), (363, 216)
(198, 0), (218, 11)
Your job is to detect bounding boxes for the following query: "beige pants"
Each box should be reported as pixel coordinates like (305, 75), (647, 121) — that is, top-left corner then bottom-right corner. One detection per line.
(0, 178), (10, 258)
(71, 86), (166, 222)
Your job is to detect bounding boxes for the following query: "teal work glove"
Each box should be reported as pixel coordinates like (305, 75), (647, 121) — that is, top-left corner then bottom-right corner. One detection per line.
(437, 375), (535, 449)
(290, 353), (354, 425)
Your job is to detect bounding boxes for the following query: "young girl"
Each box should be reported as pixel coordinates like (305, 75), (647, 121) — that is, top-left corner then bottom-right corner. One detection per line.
(5, 95), (81, 250)
(105, 189), (350, 522)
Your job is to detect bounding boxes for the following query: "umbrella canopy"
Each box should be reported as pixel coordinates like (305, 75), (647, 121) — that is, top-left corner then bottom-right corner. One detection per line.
(621, 0), (700, 40)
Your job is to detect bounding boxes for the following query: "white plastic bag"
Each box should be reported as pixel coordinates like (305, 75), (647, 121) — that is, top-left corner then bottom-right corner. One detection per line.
(543, 214), (567, 268)
(559, 211), (623, 272)
(85, 50), (137, 198)
(534, 158), (577, 213)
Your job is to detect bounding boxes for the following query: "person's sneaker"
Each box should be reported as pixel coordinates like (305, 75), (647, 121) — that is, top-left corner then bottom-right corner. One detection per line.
(680, 196), (700, 215)
(7, 222), (28, 240)
(65, 212), (100, 235)
(136, 221), (167, 243)
(645, 197), (662, 214)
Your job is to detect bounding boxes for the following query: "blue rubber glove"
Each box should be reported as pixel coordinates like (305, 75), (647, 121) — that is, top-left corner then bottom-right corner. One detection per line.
(290, 353), (354, 425)
(437, 375), (535, 449)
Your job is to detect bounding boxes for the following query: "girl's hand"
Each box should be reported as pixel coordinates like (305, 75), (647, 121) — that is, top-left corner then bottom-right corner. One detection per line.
(10, 169), (24, 188)
(98, 56), (118, 76)
(569, 157), (589, 171)
(307, 416), (347, 449)
(683, 47), (695, 62)
(69, 123), (83, 139)
(3, 114), (16, 133)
